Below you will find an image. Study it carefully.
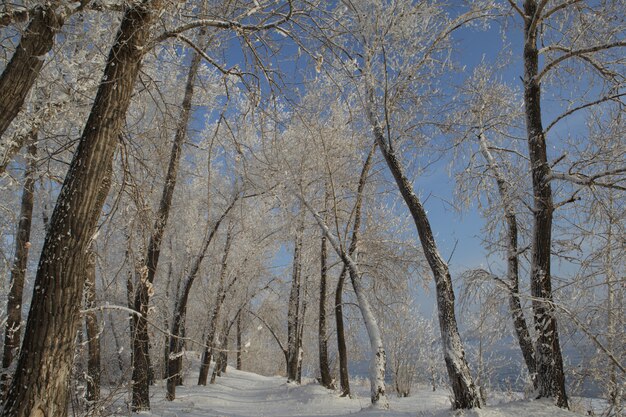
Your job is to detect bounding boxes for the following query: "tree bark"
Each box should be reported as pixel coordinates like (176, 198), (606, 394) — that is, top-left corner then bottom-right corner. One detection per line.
(477, 133), (536, 382)
(522, 0), (568, 408)
(198, 231), (233, 385)
(0, 5), (63, 149)
(367, 107), (481, 408)
(236, 312), (243, 370)
(1, 2), (160, 415)
(84, 248), (101, 410)
(334, 269), (351, 396)
(287, 211), (304, 382)
(131, 29), (201, 410)
(1, 141), (37, 397)
(318, 185), (333, 389)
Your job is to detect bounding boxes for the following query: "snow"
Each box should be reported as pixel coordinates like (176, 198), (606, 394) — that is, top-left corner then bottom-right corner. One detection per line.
(111, 353), (582, 417)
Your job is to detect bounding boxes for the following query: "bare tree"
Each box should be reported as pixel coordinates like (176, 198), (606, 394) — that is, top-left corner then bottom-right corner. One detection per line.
(1, 2), (164, 415)
(326, 0), (496, 408)
(506, 0), (625, 407)
(1, 141), (37, 396)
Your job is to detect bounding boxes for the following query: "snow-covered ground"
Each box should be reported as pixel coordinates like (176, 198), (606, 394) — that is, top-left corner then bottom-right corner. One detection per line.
(106, 353), (587, 417)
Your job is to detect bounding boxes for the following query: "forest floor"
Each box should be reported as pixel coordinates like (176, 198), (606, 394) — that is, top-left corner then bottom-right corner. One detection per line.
(109, 353), (594, 417)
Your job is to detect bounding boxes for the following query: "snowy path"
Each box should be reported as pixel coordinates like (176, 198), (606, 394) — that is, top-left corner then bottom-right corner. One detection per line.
(123, 354), (580, 417)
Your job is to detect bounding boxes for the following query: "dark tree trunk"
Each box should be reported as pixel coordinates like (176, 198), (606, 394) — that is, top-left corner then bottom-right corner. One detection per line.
(166, 200), (235, 399)
(287, 213), (304, 382)
(198, 231), (233, 386)
(1, 3), (160, 415)
(522, 0), (568, 408)
(236, 313), (243, 370)
(1, 141), (36, 397)
(0, 6), (63, 157)
(84, 249), (101, 409)
(210, 323), (229, 383)
(131, 26), (201, 410)
(296, 276), (307, 384)
(334, 269), (350, 396)
(369, 114), (481, 408)
(477, 134), (536, 383)
(318, 186), (333, 389)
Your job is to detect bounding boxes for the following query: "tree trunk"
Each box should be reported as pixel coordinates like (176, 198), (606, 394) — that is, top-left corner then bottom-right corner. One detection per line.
(1, 3), (160, 415)
(301, 199), (389, 409)
(0, 5), (63, 150)
(296, 275), (307, 384)
(522, 1), (568, 408)
(287, 212), (304, 382)
(236, 313), (243, 370)
(198, 231), (233, 386)
(318, 186), (333, 389)
(166, 200), (235, 399)
(367, 108), (481, 408)
(131, 29), (201, 410)
(210, 323), (229, 383)
(477, 133), (536, 382)
(334, 142), (376, 397)
(1, 141), (36, 397)
(84, 249), (101, 410)
(334, 269), (351, 396)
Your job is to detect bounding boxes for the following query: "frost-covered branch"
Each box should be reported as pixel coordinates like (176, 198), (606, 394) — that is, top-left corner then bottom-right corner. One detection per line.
(544, 93), (626, 134)
(147, 0), (294, 49)
(547, 168), (626, 191)
(537, 42), (626, 82)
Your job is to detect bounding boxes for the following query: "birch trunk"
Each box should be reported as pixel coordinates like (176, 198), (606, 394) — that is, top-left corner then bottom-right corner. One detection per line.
(522, 1), (567, 407)
(1, 3), (161, 415)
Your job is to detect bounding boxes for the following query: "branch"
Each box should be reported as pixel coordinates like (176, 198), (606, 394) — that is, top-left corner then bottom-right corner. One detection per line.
(545, 93), (626, 134)
(174, 34), (242, 77)
(147, 0), (293, 49)
(505, 0), (527, 20)
(553, 303), (626, 374)
(246, 309), (286, 354)
(541, 0), (583, 22)
(0, 8), (31, 27)
(537, 42), (626, 82)
(548, 169), (626, 191)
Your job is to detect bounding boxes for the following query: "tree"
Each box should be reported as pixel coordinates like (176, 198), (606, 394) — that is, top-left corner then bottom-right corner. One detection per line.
(334, 0), (489, 408)
(447, 63), (536, 386)
(300, 196), (389, 409)
(166, 196), (237, 399)
(131, 31), (203, 411)
(0, 3), (64, 144)
(1, 2), (165, 415)
(1, 142), (37, 396)
(506, 0), (625, 407)
(286, 208), (305, 383)
(198, 228), (235, 385)
(317, 184), (333, 389)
